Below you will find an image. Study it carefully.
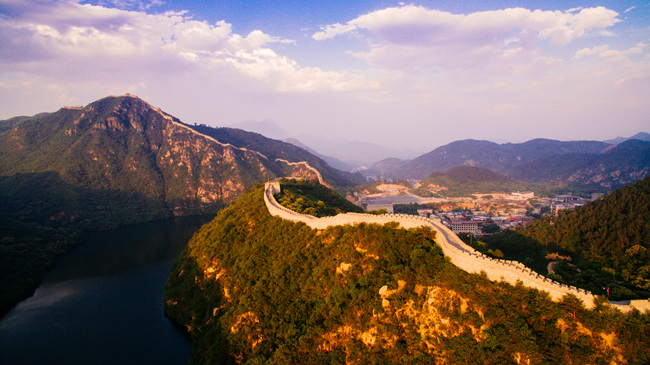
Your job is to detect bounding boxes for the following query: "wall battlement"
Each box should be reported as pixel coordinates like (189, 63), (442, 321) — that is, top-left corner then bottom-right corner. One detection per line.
(264, 182), (650, 313)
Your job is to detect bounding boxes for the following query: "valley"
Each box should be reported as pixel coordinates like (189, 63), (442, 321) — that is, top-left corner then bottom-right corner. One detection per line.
(3, 1), (650, 364)
(0, 95), (648, 364)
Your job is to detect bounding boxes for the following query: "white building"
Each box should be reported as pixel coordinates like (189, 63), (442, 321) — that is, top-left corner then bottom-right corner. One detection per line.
(450, 220), (480, 234)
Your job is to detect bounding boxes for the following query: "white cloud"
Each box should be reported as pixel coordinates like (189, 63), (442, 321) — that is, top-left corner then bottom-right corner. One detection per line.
(600, 42), (647, 58)
(574, 43), (647, 61)
(0, 2), (648, 150)
(312, 23), (358, 41)
(314, 5), (621, 73)
(0, 0), (366, 94)
(573, 45), (611, 59)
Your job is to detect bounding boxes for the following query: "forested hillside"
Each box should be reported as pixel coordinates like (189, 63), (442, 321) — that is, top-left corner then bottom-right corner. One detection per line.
(520, 176), (650, 296)
(165, 183), (650, 364)
(509, 139), (650, 189)
(0, 217), (81, 314)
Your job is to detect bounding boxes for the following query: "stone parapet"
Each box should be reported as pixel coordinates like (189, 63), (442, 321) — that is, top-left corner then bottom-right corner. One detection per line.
(264, 182), (648, 313)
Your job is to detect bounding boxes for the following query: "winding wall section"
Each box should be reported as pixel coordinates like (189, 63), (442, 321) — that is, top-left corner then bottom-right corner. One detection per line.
(265, 181), (649, 313)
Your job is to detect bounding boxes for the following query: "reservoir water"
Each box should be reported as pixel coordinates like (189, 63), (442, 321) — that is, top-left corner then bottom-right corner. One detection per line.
(0, 216), (213, 365)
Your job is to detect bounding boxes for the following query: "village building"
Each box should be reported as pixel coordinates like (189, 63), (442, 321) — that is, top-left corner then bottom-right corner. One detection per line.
(450, 220), (480, 234)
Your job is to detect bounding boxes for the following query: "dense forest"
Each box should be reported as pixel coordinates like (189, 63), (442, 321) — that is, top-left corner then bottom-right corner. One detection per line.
(165, 183), (650, 364)
(521, 176), (650, 298)
(275, 178), (364, 217)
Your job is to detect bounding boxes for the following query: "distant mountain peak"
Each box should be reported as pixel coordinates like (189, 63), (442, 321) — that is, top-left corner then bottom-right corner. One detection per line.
(604, 132), (650, 145)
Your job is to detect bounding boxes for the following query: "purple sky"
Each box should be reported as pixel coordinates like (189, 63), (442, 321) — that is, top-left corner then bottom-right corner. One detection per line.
(1, 0), (648, 152)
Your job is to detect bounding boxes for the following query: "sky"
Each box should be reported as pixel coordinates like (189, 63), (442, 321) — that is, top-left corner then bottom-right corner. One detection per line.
(1, 0), (649, 154)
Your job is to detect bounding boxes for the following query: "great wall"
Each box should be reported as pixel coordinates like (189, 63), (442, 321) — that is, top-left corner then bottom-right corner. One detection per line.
(264, 180), (650, 313)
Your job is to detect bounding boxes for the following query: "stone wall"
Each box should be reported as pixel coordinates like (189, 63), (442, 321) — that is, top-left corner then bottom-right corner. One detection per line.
(264, 182), (650, 313)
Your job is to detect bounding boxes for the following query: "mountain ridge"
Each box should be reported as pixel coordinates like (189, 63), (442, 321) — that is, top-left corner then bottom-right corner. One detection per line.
(0, 94), (359, 226)
(373, 137), (649, 189)
(509, 139), (650, 188)
(604, 132), (650, 145)
(375, 138), (610, 178)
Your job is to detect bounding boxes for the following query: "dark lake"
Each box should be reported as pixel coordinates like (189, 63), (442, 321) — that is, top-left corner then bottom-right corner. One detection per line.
(0, 216), (213, 365)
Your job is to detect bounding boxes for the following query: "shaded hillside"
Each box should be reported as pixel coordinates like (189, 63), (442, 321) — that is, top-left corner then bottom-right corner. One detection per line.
(509, 140), (650, 189)
(0, 216), (81, 315)
(379, 138), (609, 179)
(472, 228), (649, 301)
(165, 184), (650, 364)
(520, 176), (650, 296)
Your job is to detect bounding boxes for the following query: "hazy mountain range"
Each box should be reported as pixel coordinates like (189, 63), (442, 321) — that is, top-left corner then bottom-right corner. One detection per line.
(603, 132), (650, 145)
(3, 95), (648, 198)
(230, 118), (649, 190)
(372, 138), (649, 190)
(230, 119), (422, 168)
